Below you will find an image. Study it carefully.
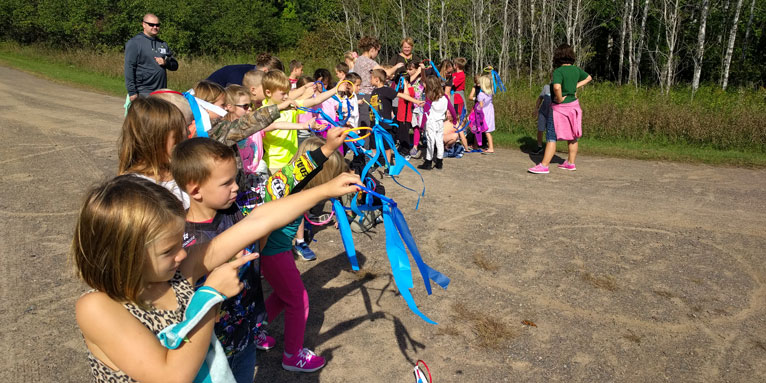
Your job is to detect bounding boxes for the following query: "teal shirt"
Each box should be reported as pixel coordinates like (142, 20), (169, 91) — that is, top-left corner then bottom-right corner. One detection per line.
(261, 217), (301, 256)
(552, 65), (589, 104)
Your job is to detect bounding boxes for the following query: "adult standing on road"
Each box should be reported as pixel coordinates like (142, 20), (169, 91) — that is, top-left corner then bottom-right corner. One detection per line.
(124, 13), (178, 101)
(528, 44), (592, 174)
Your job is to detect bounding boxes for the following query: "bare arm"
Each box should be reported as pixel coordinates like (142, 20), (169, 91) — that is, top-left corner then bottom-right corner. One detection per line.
(75, 255), (253, 382)
(552, 84), (564, 103)
(301, 87), (339, 108)
(577, 75), (592, 89)
(192, 172), (361, 277)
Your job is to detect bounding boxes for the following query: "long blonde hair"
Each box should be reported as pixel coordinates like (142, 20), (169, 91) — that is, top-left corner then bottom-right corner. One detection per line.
(70, 175), (185, 308)
(119, 97), (186, 179)
(479, 75), (494, 95)
(291, 137), (348, 189)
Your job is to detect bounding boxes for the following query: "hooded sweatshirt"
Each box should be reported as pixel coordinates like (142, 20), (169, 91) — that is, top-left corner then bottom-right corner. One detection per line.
(124, 32), (179, 97)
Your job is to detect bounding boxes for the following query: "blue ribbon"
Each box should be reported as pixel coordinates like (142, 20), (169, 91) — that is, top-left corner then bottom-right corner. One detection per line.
(333, 198), (359, 271)
(184, 91), (208, 138)
(333, 183), (449, 324)
(430, 60), (444, 81)
(490, 69), (506, 94)
(454, 107), (469, 134)
(395, 76), (406, 92)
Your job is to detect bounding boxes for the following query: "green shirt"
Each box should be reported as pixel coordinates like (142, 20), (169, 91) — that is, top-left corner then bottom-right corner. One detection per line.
(552, 65), (589, 104)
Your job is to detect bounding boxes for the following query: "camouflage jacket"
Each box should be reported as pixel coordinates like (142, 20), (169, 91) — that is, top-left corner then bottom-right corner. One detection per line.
(208, 104), (280, 145)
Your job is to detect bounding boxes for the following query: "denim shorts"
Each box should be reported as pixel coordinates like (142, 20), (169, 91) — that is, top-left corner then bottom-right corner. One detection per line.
(545, 112), (556, 142)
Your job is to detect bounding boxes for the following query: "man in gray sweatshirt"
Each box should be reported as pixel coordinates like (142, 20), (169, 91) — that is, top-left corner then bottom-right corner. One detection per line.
(124, 14), (179, 101)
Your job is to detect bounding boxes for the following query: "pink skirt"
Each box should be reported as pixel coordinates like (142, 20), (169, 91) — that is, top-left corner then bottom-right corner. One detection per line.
(552, 99), (582, 141)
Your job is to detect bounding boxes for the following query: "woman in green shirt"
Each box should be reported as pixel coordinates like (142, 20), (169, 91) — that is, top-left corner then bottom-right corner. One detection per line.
(529, 44), (592, 174)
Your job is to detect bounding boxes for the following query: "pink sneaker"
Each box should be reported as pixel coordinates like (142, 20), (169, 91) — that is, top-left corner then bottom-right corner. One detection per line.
(255, 330), (276, 350)
(557, 161), (576, 171)
(282, 348), (326, 372)
(527, 164), (550, 174)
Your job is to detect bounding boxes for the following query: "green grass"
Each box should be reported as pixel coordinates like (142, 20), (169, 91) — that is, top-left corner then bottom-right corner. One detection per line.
(0, 46), (126, 95)
(495, 131), (766, 167)
(1, 41), (765, 167)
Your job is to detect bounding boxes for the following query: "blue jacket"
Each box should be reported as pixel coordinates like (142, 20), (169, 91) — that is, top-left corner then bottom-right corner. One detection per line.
(124, 33), (179, 96)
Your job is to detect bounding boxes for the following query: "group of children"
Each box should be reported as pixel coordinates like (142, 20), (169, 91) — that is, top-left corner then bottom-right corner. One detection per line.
(70, 37), (590, 382)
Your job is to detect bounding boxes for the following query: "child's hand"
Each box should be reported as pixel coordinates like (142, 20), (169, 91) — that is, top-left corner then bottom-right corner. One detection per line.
(320, 172), (362, 199)
(322, 126), (350, 155)
(415, 100), (425, 107)
(203, 252), (258, 298)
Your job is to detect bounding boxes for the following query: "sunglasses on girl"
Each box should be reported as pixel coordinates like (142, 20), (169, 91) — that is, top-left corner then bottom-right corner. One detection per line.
(236, 103), (251, 111)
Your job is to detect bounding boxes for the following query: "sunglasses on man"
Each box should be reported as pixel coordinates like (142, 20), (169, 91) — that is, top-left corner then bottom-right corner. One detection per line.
(143, 21), (161, 28)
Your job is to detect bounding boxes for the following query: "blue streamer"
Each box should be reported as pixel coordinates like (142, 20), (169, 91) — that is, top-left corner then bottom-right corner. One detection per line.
(429, 60), (444, 81)
(490, 69), (506, 94)
(184, 91), (208, 138)
(333, 198), (359, 271)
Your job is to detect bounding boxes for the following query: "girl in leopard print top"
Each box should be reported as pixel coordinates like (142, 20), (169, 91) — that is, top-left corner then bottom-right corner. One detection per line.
(71, 173), (360, 381)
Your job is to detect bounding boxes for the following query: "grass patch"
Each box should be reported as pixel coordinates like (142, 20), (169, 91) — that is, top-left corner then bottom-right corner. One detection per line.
(352, 269), (378, 281)
(581, 271), (618, 291)
(623, 330), (642, 344)
(472, 252), (499, 272)
(452, 303), (515, 349)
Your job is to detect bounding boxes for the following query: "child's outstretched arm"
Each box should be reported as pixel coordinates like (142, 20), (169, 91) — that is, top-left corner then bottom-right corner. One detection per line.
(209, 105), (281, 145)
(289, 82), (314, 100)
(397, 92), (425, 106)
(192, 172), (360, 277)
(263, 119), (315, 132)
(300, 86), (339, 108)
(75, 253), (257, 382)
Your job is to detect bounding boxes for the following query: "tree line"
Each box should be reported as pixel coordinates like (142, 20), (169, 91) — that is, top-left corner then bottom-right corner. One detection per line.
(1, 0), (764, 92)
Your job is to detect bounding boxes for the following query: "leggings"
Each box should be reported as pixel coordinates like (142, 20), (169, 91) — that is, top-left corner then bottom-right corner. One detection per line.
(262, 250), (309, 355)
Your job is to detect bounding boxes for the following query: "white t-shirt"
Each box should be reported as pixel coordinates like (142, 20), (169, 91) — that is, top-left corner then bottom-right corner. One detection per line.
(131, 173), (191, 210)
(428, 96), (449, 125)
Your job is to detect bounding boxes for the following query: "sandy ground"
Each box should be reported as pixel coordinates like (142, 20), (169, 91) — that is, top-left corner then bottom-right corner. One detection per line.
(1, 65), (765, 382)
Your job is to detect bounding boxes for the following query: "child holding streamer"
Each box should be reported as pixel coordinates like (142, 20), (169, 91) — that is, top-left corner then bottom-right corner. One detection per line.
(477, 74), (496, 154)
(71, 171), (360, 381)
(258, 135), (350, 373)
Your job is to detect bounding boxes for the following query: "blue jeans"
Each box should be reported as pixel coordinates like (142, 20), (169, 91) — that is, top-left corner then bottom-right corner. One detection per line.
(227, 343), (257, 383)
(545, 111), (556, 142)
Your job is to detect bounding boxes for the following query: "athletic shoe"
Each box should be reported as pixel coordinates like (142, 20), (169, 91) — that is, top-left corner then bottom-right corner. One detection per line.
(531, 146), (544, 154)
(409, 147), (419, 156)
(293, 242), (316, 261)
(282, 348), (326, 372)
(527, 164), (550, 174)
(557, 161), (576, 171)
(255, 330), (276, 350)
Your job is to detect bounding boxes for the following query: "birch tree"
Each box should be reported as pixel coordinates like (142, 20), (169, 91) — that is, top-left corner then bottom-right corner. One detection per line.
(721, 0), (743, 90)
(691, 0), (710, 95)
(618, 0), (631, 84)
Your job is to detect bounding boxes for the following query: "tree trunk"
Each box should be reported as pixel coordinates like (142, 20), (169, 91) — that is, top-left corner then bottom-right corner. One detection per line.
(517, 0), (523, 78)
(439, 0), (446, 59)
(499, 0), (511, 77)
(529, 0), (537, 87)
(663, 0), (681, 92)
(740, 0), (756, 65)
(721, 0), (744, 90)
(692, 0), (710, 96)
(627, 0), (635, 85)
(398, 0), (406, 39)
(631, 0), (650, 86)
(427, 0), (432, 60)
(618, 0), (630, 84)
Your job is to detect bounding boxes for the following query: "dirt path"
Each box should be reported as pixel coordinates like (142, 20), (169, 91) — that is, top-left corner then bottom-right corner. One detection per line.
(1, 65), (765, 382)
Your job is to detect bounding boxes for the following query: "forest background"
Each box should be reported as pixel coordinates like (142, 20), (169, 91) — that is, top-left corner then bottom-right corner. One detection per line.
(1, 0), (765, 165)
